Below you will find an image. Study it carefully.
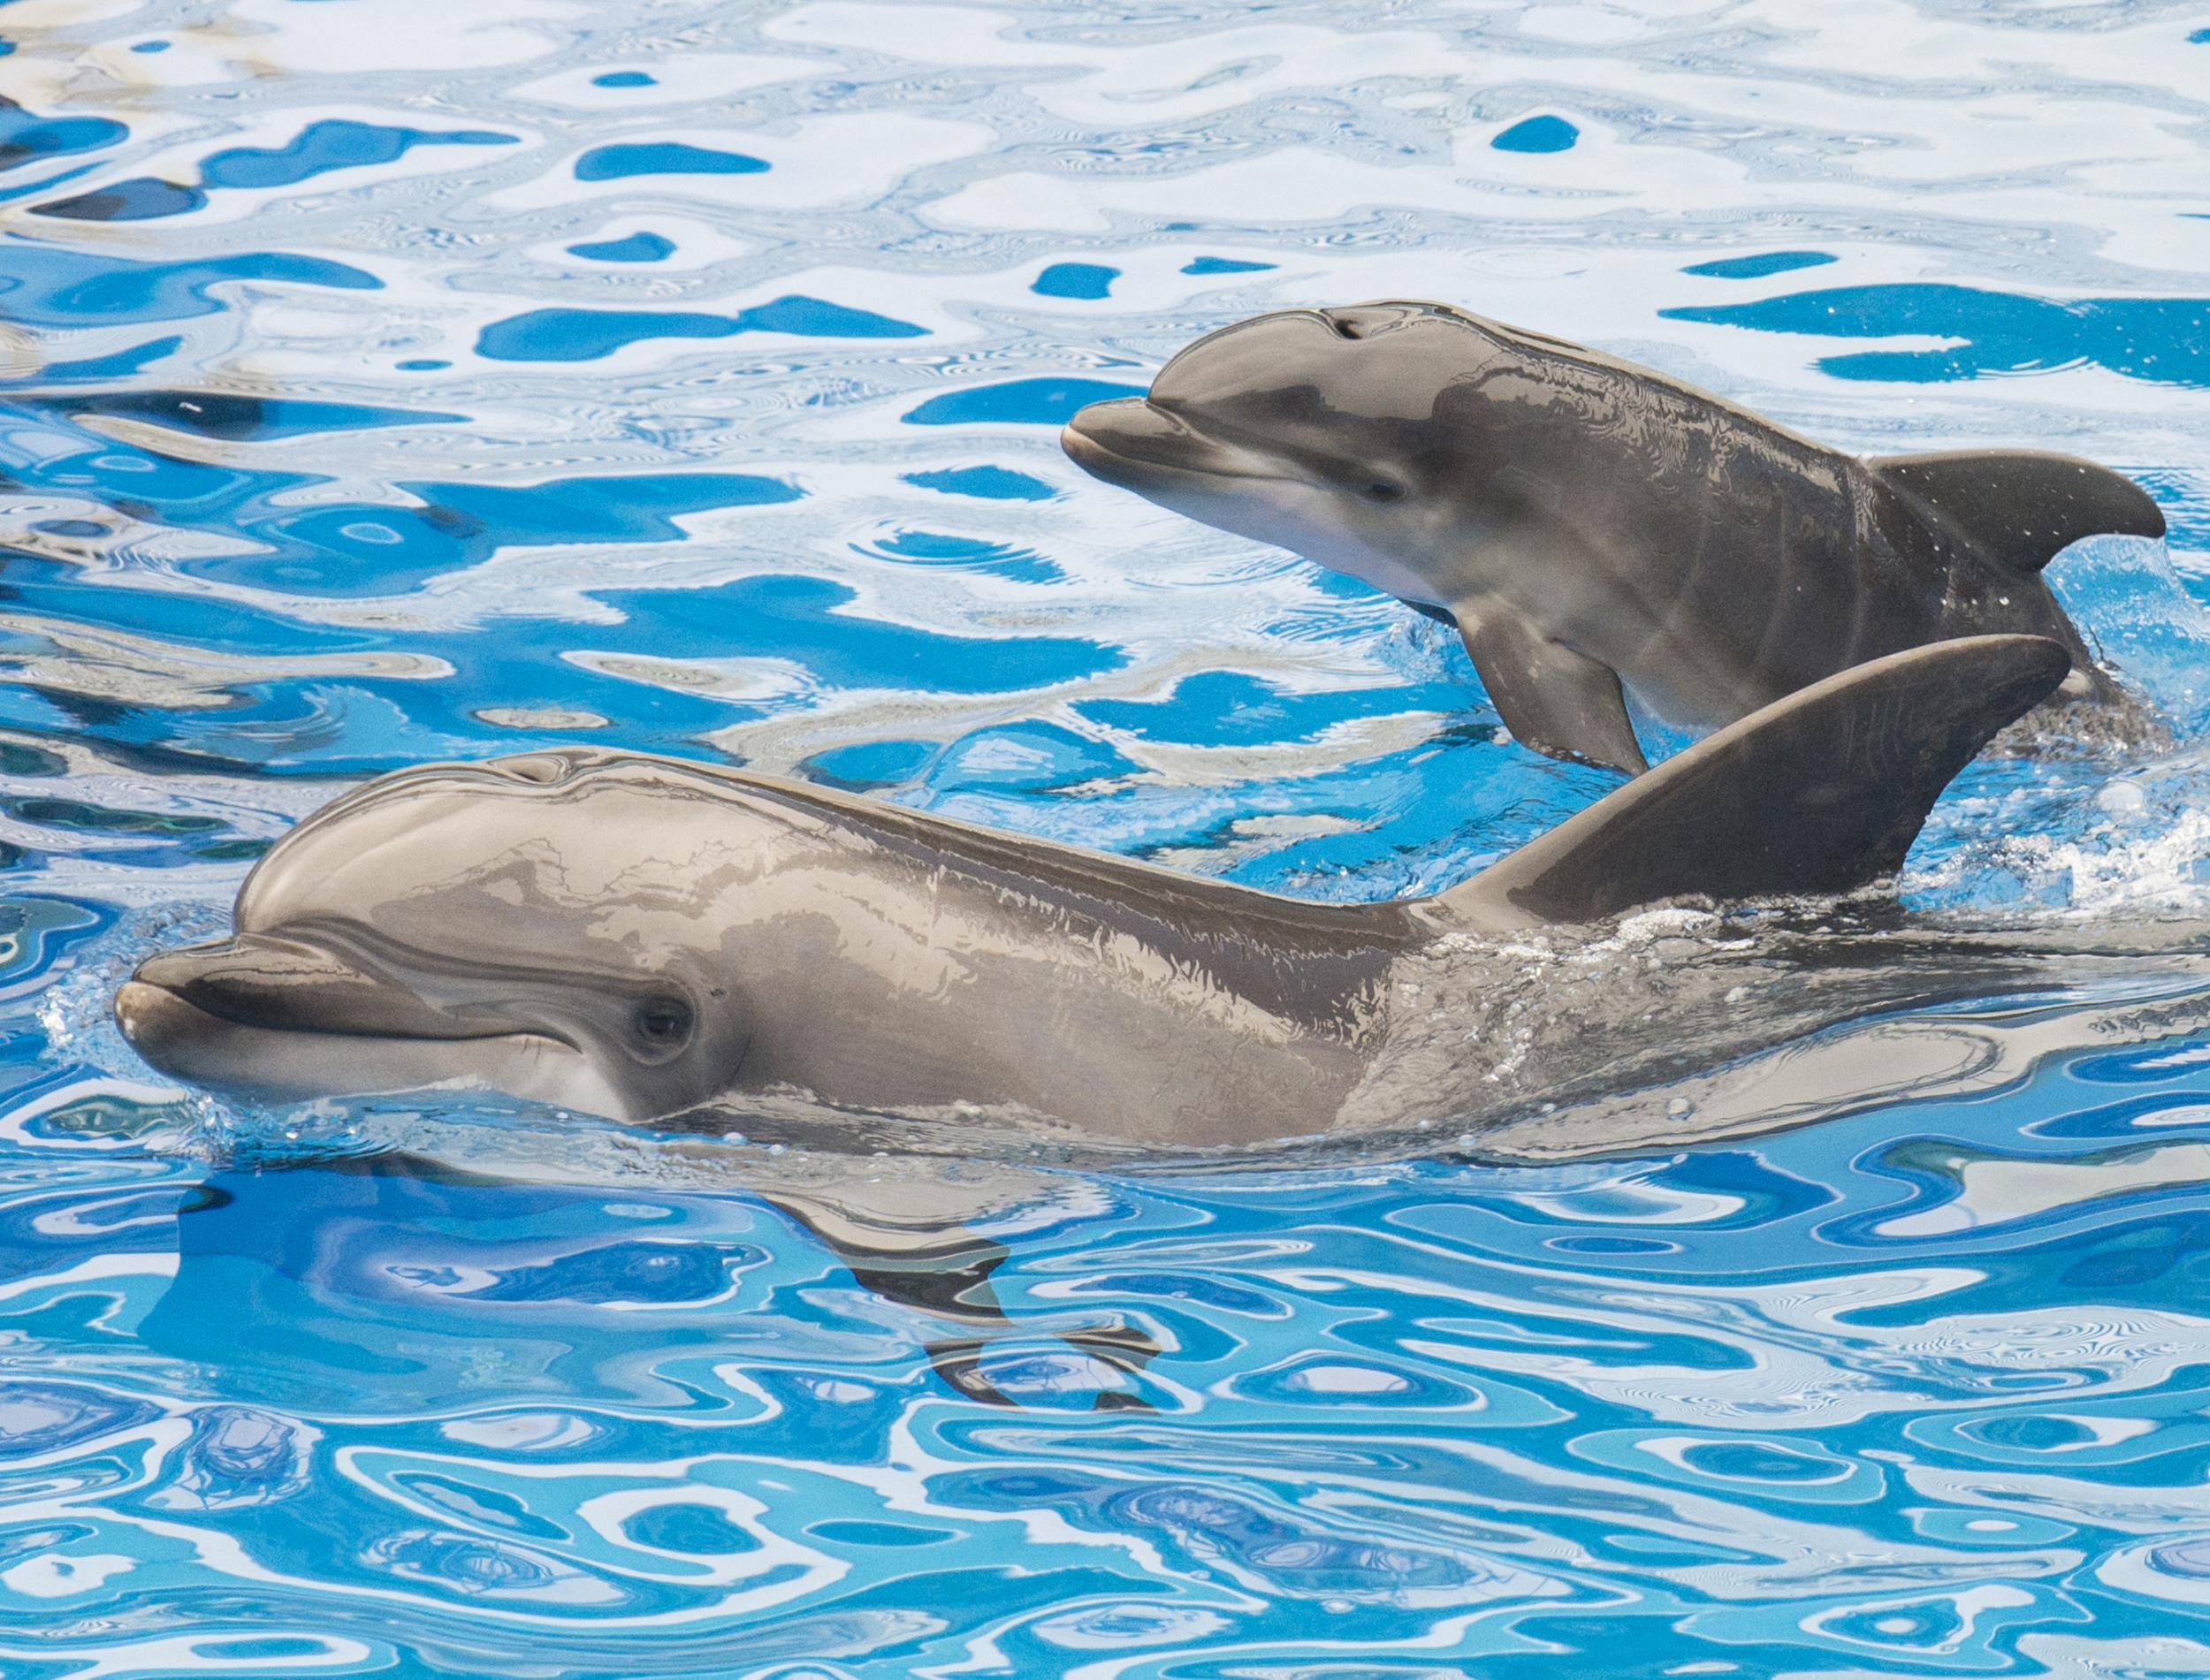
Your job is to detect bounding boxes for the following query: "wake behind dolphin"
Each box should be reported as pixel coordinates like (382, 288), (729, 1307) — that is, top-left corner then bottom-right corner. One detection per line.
(117, 636), (2069, 1148)
(1062, 300), (2168, 776)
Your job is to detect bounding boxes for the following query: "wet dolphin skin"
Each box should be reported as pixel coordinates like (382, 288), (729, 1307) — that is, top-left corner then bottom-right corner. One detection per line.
(118, 638), (2068, 1144)
(1063, 300), (2165, 773)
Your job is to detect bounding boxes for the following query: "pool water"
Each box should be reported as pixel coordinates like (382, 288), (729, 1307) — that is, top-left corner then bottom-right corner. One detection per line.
(3, 1), (2210, 1674)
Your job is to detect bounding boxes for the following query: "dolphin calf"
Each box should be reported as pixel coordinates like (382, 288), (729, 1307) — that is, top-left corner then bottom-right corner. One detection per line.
(114, 635), (2070, 1147)
(1061, 301), (2168, 775)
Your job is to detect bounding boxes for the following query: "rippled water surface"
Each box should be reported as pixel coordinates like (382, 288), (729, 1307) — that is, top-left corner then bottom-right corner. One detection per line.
(4, 0), (2210, 1673)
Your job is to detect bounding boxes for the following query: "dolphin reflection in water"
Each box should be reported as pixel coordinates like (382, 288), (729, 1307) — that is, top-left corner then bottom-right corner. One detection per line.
(1063, 301), (2169, 775)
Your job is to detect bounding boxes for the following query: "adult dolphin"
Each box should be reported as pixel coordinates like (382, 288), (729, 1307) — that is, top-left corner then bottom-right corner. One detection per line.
(1061, 301), (2168, 775)
(115, 636), (2071, 1146)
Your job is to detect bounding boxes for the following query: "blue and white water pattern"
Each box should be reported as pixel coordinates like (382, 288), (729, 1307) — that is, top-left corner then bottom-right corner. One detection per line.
(3, 0), (2210, 1673)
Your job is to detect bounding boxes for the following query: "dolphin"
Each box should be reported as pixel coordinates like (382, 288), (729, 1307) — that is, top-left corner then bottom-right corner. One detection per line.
(114, 635), (2073, 1148)
(1061, 301), (2168, 776)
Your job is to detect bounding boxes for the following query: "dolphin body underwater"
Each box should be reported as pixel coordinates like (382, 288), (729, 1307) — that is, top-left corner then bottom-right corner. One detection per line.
(1061, 301), (2169, 776)
(116, 635), (2074, 1148)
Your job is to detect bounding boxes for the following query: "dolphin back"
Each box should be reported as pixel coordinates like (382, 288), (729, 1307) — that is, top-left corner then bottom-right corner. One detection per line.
(1452, 635), (2072, 926)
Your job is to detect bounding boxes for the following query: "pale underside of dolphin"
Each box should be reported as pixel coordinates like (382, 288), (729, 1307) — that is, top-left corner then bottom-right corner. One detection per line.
(1061, 300), (2169, 776)
(115, 635), (2069, 1150)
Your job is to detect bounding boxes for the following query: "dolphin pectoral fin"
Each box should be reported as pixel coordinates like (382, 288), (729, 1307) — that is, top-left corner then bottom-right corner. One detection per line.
(1066, 1319), (1166, 1412)
(766, 1190), (1164, 1411)
(770, 1197), (1018, 1328)
(1457, 608), (1648, 776)
(922, 1336), (1020, 1407)
(923, 1322), (1162, 1411)
(1871, 450), (2167, 572)
(1454, 635), (2073, 927)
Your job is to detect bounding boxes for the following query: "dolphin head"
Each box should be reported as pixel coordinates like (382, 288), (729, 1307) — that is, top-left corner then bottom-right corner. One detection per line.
(115, 751), (769, 1123)
(1063, 301), (1505, 605)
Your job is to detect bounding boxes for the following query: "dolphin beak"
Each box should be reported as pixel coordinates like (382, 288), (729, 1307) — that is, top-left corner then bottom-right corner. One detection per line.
(1061, 397), (1282, 490)
(125, 935), (484, 1042)
(1060, 397), (1173, 482)
(115, 933), (570, 1101)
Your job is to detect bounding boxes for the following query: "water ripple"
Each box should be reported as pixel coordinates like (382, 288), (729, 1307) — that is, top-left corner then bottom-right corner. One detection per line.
(1, 0), (2209, 1673)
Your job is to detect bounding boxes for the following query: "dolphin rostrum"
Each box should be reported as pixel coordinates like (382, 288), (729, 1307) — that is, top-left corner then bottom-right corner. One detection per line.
(1061, 301), (2167, 775)
(114, 635), (2070, 1148)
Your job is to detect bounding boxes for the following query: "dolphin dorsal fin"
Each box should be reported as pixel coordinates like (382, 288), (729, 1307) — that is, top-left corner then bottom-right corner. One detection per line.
(1871, 450), (2166, 574)
(1449, 635), (2071, 928)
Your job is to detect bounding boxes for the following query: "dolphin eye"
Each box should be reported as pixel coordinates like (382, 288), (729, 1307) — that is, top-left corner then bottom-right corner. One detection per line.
(1363, 477), (1406, 503)
(633, 998), (694, 1048)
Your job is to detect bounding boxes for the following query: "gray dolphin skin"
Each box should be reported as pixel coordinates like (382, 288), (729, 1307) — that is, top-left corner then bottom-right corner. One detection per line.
(1061, 301), (2168, 775)
(115, 635), (2068, 1148)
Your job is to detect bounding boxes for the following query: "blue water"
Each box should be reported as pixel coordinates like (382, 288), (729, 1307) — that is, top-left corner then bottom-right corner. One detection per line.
(3, 1), (2210, 1674)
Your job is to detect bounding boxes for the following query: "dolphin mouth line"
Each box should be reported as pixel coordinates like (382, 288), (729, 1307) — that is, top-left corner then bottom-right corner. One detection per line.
(115, 978), (583, 1057)
(1063, 400), (1295, 486)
